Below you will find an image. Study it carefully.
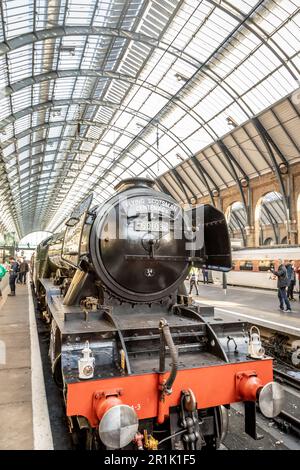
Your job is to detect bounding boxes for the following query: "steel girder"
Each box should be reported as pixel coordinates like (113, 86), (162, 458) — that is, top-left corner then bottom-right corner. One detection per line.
(230, 210), (247, 246)
(0, 98), (193, 164)
(218, 140), (250, 227)
(1, 100), (223, 206)
(260, 204), (280, 245)
(253, 117), (290, 221)
(0, 26), (202, 69)
(0, 0), (268, 223)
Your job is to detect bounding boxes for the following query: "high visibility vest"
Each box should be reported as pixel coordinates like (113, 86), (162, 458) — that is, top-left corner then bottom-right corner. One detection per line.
(0, 265), (7, 279)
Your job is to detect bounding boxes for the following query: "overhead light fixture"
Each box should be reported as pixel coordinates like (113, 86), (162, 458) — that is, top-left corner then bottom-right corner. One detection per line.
(226, 116), (238, 128)
(51, 108), (62, 117)
(240, 178), (248, 188)
(59, 45), (76, 56)
(175, 72), (189, 82)
(212, 189), (219, 197)
(279, 163), (288, 174)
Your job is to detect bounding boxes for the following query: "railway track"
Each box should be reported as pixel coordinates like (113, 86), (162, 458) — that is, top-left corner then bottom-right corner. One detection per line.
(272, 367), (300, 437)
(273, 368), (300, 392)
(273, 410), (300, 438)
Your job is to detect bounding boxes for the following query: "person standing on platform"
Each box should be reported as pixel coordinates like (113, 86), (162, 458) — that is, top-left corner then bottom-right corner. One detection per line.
(0, 263), (7, 298)
(286, 260), (296, 301)
(271, 260), (291, 312)
(202, 267), (209, 284)
(189, 271), (199, 296)
(19, 258), (29, 285)
(8, 256), (19, 296)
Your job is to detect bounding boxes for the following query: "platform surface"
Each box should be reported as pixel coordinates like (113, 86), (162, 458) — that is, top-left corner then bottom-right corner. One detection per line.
(188, 283), (300, 337)
(0, 281), (52, 450)
(0, 283), (33, 449)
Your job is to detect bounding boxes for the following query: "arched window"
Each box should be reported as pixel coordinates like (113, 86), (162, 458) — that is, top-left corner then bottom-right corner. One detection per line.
(263, 237), (274, 246)
(257, 192), (286, 246)
(16, 231), (52, 260)
(226, 202), (247, 247)
(18, 231), (52, 248)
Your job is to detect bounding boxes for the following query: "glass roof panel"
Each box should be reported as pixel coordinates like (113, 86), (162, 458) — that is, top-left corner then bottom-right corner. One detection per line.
(0, 0), (299, 235)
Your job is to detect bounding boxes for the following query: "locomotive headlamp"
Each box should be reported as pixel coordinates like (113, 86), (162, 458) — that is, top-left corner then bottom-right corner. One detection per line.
(78, 341), (95, 380)
(98, 403), (139, 449)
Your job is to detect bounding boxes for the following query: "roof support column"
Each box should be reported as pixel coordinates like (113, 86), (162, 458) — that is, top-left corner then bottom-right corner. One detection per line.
(218, 141), (251, 234)
(191, 156), (217, 207)
(253, 117), (291, 244)
(170, 168), (190, 203)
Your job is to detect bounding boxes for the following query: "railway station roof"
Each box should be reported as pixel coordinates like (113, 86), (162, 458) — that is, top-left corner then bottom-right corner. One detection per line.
(0, 0), (299, 237)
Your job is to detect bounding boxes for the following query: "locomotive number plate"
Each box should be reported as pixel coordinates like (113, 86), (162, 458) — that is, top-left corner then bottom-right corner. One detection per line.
(134, 221), (169, 232)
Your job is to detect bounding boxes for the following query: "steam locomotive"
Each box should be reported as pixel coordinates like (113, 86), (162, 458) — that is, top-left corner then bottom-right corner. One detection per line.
(32, 178), (283, 450)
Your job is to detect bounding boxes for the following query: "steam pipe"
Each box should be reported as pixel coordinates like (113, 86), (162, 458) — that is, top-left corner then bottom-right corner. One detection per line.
(63, 269), (87, 305)
(159, 318), (178, 394)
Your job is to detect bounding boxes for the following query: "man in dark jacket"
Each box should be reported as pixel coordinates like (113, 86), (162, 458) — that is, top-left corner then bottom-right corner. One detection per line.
(8, 256), (19, 296)
(19, 258), (29, 285)
(271, 260), (291, 312)
(286, 261), (296, 301)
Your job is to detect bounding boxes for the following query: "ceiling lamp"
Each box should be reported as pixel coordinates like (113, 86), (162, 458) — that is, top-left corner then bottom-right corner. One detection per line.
(279, 163), (288, 174)
(226, 116), (238, 128)
(240, 178), (248, 188)
(59, 45), (76, 56)
(175, 72), (189, 82)
(51, 108), (62, 117)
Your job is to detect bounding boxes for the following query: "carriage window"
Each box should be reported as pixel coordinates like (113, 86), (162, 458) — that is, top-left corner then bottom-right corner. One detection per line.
(239, 261), (253, 271)
(259, 260), (275, 272)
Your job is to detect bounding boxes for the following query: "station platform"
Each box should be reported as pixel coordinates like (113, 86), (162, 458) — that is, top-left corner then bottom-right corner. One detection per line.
(188, 283), (300, 338)
(0, 280), (53, 450)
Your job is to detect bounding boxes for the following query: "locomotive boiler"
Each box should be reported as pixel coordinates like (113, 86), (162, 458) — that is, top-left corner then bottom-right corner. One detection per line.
(33, 178), (284, 450)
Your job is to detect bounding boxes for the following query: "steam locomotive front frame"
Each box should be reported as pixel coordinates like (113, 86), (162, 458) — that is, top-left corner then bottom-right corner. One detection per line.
(33, 178), (283, 450)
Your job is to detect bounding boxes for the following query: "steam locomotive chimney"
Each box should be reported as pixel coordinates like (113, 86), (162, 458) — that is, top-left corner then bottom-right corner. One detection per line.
(114, 177), (155, 193)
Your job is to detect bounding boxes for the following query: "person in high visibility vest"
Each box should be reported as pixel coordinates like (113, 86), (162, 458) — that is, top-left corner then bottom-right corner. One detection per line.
(0, 264), (7, 298)
(189, 269), (199, 296)
(0, 264), (7, 279)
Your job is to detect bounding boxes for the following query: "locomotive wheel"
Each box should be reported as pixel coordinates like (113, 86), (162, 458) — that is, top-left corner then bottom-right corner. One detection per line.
(69, 416), (103, 450)
(85, 429), (101, 450)
(203, 406), (229, 450)
(71, 425), (101, 450)
(52, 354), (63, 391)
(217, 405), (229, 446)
